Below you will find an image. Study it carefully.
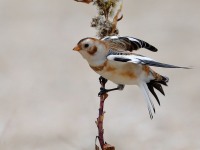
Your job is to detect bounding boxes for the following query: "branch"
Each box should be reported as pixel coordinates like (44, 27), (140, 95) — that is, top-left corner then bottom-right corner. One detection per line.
(95, 76), (114, 150)
(73, 0), (123, 149)
(74, 0), (93, 4)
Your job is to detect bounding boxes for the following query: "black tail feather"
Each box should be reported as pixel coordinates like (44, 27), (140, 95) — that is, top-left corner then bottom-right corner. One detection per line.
(152, 83), (165, 95)
(147, 83), (160, 105)
(147, 76), (169, 105)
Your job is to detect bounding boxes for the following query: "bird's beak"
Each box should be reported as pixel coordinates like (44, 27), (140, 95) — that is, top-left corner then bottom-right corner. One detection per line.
(73, 45), (81, 51)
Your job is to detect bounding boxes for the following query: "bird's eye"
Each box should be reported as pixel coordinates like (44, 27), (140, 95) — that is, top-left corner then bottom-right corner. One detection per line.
(84, 43), (89, 48)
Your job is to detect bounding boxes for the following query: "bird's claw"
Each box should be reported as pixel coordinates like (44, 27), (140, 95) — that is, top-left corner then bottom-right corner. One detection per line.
(98, 87), (107, 97)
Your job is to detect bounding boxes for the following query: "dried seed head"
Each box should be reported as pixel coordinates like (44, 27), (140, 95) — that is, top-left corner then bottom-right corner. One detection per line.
(91, 0), (122, 37)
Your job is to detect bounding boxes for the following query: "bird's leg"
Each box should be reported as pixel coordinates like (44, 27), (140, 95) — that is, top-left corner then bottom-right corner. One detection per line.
(98, 84), (125, 96)
(99, 76), (107, 85)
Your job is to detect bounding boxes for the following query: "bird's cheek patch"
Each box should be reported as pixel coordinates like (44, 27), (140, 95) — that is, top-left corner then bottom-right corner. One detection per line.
(87, 46), (97, 55)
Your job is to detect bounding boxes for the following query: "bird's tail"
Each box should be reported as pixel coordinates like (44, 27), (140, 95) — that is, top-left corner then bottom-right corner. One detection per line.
(139, 74), (168, 119)
(139, 82), (155, 119)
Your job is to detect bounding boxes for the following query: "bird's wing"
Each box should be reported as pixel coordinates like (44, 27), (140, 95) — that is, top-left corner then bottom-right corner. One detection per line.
(107, 53), (189, 69)
(102, 36), (158, 52)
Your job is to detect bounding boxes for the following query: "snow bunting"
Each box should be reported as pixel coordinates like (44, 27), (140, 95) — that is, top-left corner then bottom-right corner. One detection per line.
(73, 36), (189, 118)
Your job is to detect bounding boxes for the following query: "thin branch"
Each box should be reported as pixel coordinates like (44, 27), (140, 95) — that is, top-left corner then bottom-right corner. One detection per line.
(74, 0), (93, 4)
(73, 1), (123, 149)
(96, 92), (107, 149)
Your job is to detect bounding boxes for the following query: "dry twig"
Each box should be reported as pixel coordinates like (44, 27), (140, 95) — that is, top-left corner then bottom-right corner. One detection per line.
(73, 0), (123, 149)
(74, 0), (93, 4)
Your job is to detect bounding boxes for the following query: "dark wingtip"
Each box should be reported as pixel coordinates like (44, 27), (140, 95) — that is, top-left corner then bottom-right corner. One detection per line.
(148, 46), (158, 52)
(183, 66), (192, 69)
(142, 41), (158, 52)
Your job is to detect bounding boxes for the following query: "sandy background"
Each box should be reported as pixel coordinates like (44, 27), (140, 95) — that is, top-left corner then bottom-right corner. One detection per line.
(0, 0), (200, 150)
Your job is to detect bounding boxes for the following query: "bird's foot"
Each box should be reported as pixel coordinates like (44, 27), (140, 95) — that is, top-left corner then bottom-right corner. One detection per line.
(98, 87), (108, 97)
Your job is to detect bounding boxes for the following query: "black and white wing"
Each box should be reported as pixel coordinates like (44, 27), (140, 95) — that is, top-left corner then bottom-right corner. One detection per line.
(107, 54), (189, 69)
(102, 36), (158, 52)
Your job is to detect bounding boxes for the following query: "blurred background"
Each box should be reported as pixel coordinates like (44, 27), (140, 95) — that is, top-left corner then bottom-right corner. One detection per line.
(0, 0), (200, 149)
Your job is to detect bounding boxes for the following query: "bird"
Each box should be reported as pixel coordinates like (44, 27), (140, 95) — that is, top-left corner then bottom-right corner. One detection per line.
(73, 36), (189, 119)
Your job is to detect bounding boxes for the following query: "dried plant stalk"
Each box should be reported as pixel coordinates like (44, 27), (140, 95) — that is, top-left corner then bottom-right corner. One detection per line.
(91, 0), (123, 38)
(73, 0), (123, 149)
(74, 0), (93, 4)
(95, 78), (115, 150)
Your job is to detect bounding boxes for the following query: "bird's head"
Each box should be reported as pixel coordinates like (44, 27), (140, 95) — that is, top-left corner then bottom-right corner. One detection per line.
(73, 37), (108, 65)
(73, 37), (96, 54)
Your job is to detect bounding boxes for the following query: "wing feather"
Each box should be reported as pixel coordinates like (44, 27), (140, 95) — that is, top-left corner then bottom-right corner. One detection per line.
(107, 54), (189, 69)
(102, 36), (158, 52)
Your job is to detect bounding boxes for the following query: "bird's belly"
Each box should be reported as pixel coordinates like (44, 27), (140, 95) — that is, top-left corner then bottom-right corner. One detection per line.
(101, 72), (138, 85)
(96, 61), (144, 85)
